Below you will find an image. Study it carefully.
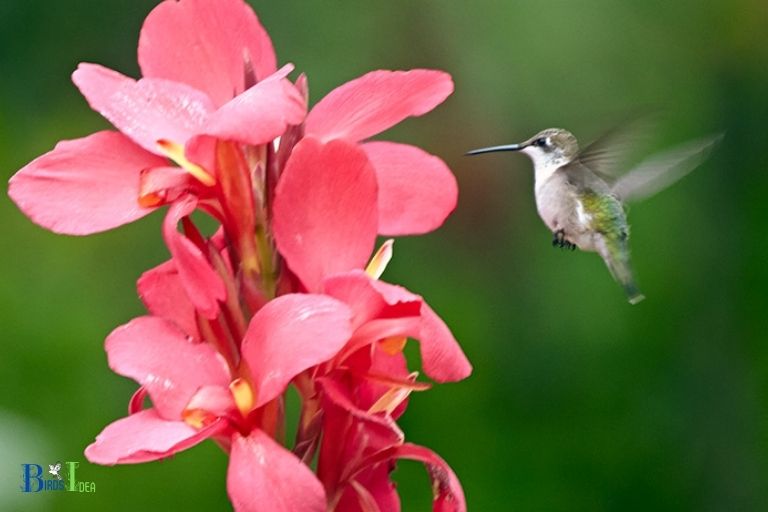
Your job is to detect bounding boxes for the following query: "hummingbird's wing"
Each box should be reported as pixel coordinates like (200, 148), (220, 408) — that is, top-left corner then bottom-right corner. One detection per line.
(610, 133), (723, 203)
(576, 116), (656, 182)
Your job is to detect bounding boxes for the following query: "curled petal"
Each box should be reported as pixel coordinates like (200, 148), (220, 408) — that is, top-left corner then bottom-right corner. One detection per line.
(363, 142), (458, 235)
(138, 165), (195, 208)
(8, 131), (164, 235)
(323, 270), (420, 329)
(417, 305), (472, 383)
(137, 259), (200, 340)
(138, 0), (277, 107)
(357, 444), (466, 512)
(241, 294), (353, 409)
(274, 138), (378, 292)
(85, 409), (227, 465)
(105, 316), (231, 419)
(228, 430), (326, 512)
(128, 386), (149, 415)
(305, 69), (453, 143)
(72, 63), (214, 154)
(162, 197), (227, 319)
(368, 278), (471, 383)
(324, 272), (471, 383)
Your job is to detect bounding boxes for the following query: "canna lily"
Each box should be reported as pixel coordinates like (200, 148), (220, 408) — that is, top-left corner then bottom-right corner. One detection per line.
(10, 0), (473, 510)
(9, 0), (303, 236)
(304, 68), (458, 237)
(86, 293), (354, 511)
(9, 0), (458, 243)
(305, 271), (470, 512)
(270, 135), (471, 381)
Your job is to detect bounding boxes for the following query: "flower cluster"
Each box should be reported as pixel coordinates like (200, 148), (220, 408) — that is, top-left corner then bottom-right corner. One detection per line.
(9, 0), (471, 510)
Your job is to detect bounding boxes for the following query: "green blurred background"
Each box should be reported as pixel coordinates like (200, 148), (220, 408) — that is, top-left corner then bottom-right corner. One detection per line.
(1, 0), (767, 510)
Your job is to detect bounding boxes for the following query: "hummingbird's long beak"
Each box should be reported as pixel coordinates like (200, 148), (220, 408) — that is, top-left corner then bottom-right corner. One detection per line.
(465, 143), (525, 156)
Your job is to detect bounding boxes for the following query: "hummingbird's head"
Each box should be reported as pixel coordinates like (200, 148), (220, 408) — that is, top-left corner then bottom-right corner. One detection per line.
(520, 128), (579, 166)
(466, 128), (579, 169)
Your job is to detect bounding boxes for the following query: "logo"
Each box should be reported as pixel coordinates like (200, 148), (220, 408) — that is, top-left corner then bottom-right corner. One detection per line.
(20, 461), (96, 493)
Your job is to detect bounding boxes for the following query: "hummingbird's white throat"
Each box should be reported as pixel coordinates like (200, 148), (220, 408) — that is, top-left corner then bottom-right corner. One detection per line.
(521, 145), (570, 188)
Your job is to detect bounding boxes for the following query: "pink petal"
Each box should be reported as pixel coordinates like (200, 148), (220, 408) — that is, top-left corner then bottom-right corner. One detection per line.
(138, 0), (277, 107)
(187, 74), (305, 154)
(241, 294), (353, 409)
(363, 444), (466, 512)
(305, 69), (453, 143)
(105, 316), (231, 419)
(319, 377), (404, 448)
(417, 304), (472, 383)
(8, 131), (164, 235)
(363, 277), (472, 383)
(324, 272), (471, 383)
(137, 259), (200, 340)
(322, 270), (421, 329)
(273, 137), (378, 292)
(186, 385), (236, 418)
(162, 197), (227, 319)
(85, 409), (227, 465)
(317, 377), (403, 496)
(72, 63), (214, 154)
(335, 464), (401, 512)
(363, 142), (458, 235)
(228, 430), (325, 512)
(138, 165), (196, 206)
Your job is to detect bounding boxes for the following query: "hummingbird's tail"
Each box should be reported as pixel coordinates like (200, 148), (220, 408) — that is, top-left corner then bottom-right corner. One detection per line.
(622, 279), (646, 305)
(597, 237), (645, 305)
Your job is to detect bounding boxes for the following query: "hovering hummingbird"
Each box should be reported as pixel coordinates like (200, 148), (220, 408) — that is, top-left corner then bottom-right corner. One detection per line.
(467, 124), (721, 304)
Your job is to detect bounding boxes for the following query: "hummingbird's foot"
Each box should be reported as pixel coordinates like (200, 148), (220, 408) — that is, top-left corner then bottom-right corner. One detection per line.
(552, 229), (576, 251)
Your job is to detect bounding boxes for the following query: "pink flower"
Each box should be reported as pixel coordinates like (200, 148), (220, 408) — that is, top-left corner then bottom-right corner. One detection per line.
(305, 69), (458, 236)
(10, 1), (473, 510)
(9, 0), (457, 243)
(86, 293), (353, 511)
(271, 135), (471, 381)
(8, 0), (302, 236)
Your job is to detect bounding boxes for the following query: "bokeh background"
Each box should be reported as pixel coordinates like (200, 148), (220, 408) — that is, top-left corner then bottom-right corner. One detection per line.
(1, 0), (767, 510)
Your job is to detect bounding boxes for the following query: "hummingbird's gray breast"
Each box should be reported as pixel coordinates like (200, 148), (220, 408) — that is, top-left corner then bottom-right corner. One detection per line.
(535, 166), (609, 251)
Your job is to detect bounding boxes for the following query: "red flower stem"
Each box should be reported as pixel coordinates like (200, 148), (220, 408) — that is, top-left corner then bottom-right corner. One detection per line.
(208, 248), (248, 344)
(197, 314), (239, 374)
(215, 141), (260, 275)
(254, 224), (276, 299)
(258, 397), (282, 439)
(294, 395), (322, 464)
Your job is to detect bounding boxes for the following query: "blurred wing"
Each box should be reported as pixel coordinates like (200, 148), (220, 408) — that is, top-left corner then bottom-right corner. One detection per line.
(611, 133), (723, 203)
(577, 115), (657, 181)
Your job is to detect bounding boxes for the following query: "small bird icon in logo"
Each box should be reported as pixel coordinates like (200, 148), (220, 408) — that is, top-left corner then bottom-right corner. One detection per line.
(48, 463), (62, 480)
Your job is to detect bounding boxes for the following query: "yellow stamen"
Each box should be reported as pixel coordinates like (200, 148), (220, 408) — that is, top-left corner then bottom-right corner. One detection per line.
(368, 372), (421, 415)
(157, 139), (216, 186)
(380, 336), (407, 355)
(181, 408), (215, 429)
(138, 191), (164, 208)
(365, 239), (394, 279)
(230, 378), (255, 417)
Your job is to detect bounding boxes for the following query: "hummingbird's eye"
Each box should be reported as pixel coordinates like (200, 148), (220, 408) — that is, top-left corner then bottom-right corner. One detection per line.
(534, 138), (547, 147)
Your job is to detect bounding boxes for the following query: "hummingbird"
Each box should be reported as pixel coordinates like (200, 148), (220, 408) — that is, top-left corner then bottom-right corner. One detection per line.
(467, 124), (721, 304)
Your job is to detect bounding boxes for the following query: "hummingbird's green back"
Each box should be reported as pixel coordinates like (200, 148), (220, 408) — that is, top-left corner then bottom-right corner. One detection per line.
(580, 191), (643, 303)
